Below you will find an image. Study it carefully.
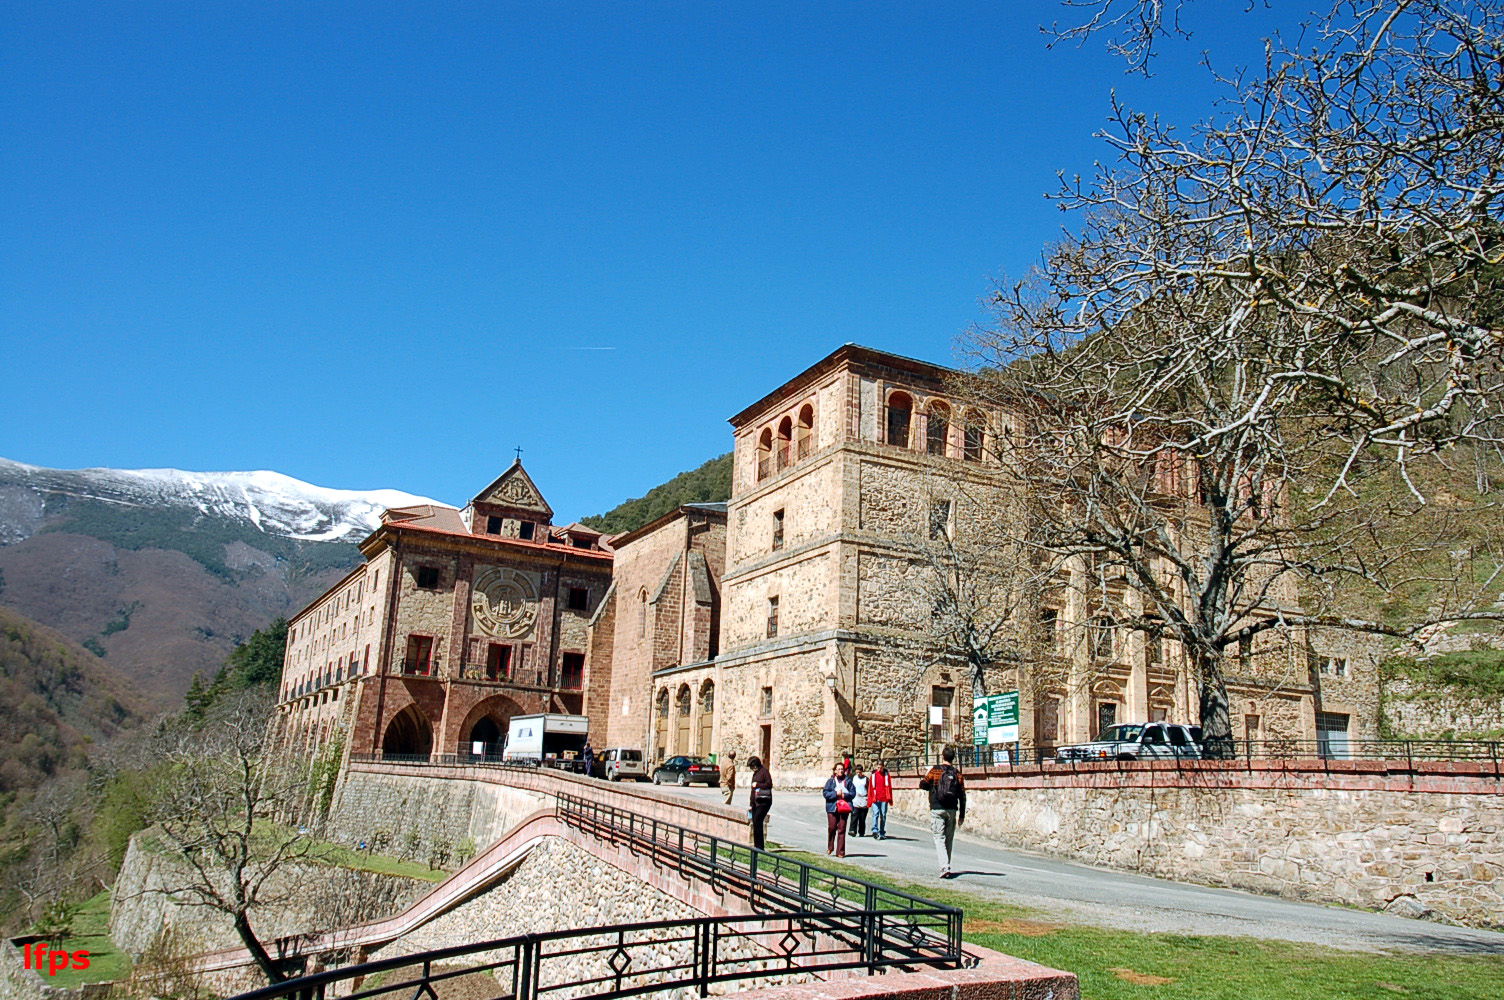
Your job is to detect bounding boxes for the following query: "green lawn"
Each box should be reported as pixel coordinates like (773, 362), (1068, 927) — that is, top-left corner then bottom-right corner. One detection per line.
(33, 890), (133, 988)
(306, 838), (449, 882)
(774, 849), (1504, 1000)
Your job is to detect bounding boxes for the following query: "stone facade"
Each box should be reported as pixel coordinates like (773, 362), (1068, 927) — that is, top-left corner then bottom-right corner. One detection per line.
(278, 461), (613, 772)
(892, 763), (1504, 930)
(588, 504), (727, 754)
(622, 345), (1387, 784)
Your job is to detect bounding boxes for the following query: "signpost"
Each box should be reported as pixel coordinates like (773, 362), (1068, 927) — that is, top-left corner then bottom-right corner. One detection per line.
(973, 691), (1020, 762)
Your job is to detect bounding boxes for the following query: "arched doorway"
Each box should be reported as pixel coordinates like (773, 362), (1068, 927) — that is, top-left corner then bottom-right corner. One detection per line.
(458, 694), (523, 759)
(381, 706), (433, 759)
(674, 684), (692, 755)
(654, 688), (670, 760)
(698, 680), (715, 756)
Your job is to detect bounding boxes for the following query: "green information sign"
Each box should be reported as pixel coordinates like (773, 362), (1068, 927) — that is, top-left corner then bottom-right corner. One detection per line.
(972, 691), (1020, 746)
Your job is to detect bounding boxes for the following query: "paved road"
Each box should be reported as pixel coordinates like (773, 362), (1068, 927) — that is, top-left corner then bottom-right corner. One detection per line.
(648, 783), (1504, 955)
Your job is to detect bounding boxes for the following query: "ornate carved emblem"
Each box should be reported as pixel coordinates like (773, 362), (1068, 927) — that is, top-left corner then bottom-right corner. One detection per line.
(496, 476), (539, 505)
(471, 567), (538, 639)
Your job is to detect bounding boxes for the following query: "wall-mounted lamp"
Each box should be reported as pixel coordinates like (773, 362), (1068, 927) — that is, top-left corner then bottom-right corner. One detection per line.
(825, 675), (837, 690)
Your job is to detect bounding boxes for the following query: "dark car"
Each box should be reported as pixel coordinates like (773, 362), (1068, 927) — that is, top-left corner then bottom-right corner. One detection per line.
(651, 755), (721, 787)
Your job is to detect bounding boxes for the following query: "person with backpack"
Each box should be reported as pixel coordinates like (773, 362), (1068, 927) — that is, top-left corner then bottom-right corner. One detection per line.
(918, 745), (966, 877)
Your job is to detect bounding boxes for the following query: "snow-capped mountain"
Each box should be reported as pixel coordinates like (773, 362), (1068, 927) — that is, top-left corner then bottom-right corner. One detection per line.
(0, 457), (448, 706)
(0, 457), (445, 546)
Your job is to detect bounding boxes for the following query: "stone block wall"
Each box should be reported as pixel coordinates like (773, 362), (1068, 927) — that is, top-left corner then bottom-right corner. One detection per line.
(893, 763), (1504, 929)
(1384, 676), (1504, 738)
(328, 767), (550, 855)
(109, 836), (431, 958)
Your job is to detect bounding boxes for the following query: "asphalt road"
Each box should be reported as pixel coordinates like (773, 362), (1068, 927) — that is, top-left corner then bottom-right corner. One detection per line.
(648, 782), (1504, 956)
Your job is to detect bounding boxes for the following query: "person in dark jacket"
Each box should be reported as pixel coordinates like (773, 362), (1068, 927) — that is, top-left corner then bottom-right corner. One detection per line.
(747, 756), (774, 850)
(822, 762), (856, 857)
(918, 746), (966, 877)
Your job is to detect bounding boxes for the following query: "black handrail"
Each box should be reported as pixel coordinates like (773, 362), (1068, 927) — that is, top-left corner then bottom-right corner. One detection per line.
(227, 783), (965, 1000)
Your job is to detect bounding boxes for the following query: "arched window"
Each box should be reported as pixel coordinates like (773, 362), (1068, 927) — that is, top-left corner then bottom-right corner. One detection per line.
(963, 410), (986, 462)
(676, 684), (693, 717)
(637, 588), (648, 639)
(757, 428), (774, 481)
(700, 679), (715, 713)
(777, 416), (794, 470)
(926, 402), (950, 456)
(796, 404), (815, 459)
(886, 391), (912, 448)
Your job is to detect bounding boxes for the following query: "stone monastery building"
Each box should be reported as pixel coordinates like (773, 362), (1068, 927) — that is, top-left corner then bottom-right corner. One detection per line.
(279, 345), (1379, 781)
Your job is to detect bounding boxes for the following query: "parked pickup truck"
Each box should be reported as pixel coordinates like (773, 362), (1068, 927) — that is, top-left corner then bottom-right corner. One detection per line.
(1055, 722), (1203, 762)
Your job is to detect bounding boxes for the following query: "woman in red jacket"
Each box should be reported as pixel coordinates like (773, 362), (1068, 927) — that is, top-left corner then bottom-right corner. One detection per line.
(868, 761), (894, 839)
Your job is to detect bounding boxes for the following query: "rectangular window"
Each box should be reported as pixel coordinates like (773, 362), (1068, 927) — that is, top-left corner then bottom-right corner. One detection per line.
(416, 565), (440, 589)
(1239, 633), (1253, 669)
(929, 685), (954, 743)
(567, 586), (589, 611)
(487, 515), (503, 534)
(760, 686), (773, 716)
(1244, 714), (1262, 740)
(1317, 655), (1348, 677)
(519, 521), (535, 540)
(486, 643), (511, 680)
(1096, 701), (1118, 737)
(928, 500), (952, 540)
(963, 423), (984, 462)
(1316, 711), (1351, 759)
(1037, 608), (1058, 650)
(772, 509), (785, 550)
(1091, 616), (1116, 659)
(404, 634), (434, 675)
(561, 652), (585, 689)
(766, 596), (780, 638)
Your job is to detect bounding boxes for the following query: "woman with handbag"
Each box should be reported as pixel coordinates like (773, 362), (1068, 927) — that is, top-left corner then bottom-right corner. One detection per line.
(822, 761), (856, 857)
(747, 756), (773, 850)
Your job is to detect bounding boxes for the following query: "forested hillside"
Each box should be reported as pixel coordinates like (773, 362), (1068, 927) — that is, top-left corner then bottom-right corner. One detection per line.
(0, 605), (147, 803)
(582, 453), (732, 535)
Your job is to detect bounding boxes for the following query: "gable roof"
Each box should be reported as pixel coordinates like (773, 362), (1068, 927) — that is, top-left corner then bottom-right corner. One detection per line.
(469, 460), (553, 518)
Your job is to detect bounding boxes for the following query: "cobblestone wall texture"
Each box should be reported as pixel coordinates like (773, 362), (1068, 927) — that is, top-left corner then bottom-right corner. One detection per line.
(109, 837), (430, 957)
(1384, 676), (1504, 737)
(369, 836), (806, 1000)
(328, 768), (549, 855)
(893, 772), (1504, 929)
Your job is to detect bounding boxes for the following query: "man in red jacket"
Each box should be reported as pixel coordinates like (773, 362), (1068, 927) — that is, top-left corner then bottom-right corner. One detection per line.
(868, 761), (894, 839)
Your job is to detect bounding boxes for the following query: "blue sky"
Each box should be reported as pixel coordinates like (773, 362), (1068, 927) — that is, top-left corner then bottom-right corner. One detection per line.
(2, 1), (1293, 521)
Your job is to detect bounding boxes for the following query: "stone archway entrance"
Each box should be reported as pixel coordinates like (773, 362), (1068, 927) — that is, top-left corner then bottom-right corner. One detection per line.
(458, 695), (524, 758)
(382, 706), (433, 759)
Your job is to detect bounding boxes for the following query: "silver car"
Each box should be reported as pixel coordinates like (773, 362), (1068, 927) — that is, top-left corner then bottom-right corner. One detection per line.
(600, 747), (647, 781)
(1056, 722), (1203, 762)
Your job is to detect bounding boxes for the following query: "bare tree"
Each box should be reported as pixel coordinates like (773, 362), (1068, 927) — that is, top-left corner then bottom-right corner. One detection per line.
(966, 0), (1504, 753)
(910, 476), (1049, 707)
(140, 690), (326, 985)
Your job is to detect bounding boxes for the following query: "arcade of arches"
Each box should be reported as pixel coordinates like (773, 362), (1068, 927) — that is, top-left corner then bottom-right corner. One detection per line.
(652, 673), (716, 760)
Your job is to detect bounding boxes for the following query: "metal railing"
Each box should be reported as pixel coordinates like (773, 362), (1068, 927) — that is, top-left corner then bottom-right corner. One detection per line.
(233, 908), (956, 1000)
(883, 738), (1504, 777)
(228, 787), (962, 1000)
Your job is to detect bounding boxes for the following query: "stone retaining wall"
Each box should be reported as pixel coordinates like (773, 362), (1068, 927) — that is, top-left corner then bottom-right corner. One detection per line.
(892, 761), (1504, 929)
(109, 836), (431, 958)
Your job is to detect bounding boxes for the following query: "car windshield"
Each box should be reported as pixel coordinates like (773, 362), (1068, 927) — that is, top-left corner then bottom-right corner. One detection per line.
(1099, 725), (1143, 742)
(620, 750), (642, 762)
(684, 757), (709, 765)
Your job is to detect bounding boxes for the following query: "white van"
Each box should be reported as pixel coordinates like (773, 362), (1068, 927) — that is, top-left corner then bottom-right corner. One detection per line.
(600, 748), (647, 781)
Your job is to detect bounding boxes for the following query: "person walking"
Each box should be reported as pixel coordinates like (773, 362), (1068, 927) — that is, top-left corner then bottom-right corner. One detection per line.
(822, 761), (856, 857)
(849, 764), (871, 837)
(869, 761), (893, 840)
(918, 746), (966, 877)
(721, 750), (738, 805)
(747, 755), (773, 851)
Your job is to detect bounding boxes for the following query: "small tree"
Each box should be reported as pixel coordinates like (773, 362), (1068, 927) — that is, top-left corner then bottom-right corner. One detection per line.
(141, 690), (326, 985)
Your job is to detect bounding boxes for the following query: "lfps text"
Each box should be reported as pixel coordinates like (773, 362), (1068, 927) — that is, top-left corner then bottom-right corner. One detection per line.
(23, 942), (91, 976)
